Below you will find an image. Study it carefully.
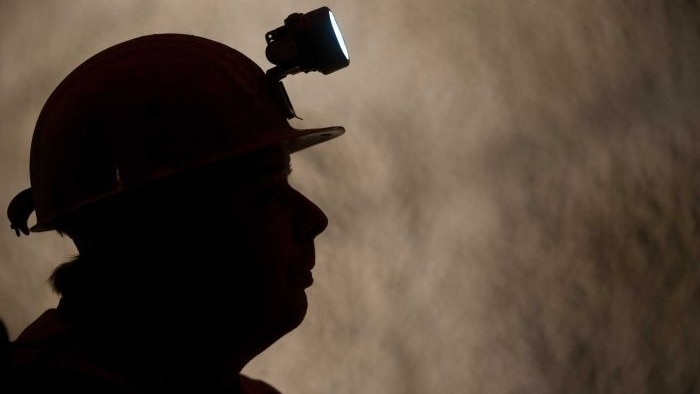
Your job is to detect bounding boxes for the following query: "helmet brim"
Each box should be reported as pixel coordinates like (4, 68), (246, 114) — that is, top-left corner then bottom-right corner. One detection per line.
(289, 125), (345, 153)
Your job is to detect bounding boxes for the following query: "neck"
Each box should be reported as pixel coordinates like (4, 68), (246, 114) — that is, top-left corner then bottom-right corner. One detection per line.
(57, 297), (252, 393)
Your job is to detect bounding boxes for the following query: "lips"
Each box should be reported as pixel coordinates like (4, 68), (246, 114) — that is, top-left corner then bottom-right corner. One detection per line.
(298, 245), (316, 271)
(290, 246), (315, 272)
(288, 270), (314, 288)
(288, 246), (315, 287)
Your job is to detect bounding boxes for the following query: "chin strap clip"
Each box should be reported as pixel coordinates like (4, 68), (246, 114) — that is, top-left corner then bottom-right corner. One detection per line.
(7, 188), (34, 237)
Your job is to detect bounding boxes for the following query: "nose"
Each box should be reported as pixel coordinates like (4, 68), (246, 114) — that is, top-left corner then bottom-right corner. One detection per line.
(291, 188), (328, 239)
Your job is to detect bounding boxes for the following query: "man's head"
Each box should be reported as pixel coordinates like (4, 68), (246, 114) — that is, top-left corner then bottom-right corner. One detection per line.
(12, 34), (342, 234)
(7, 33), (345, 372)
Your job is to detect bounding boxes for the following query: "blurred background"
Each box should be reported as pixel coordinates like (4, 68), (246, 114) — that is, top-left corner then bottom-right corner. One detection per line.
(1, 1), (699, 393)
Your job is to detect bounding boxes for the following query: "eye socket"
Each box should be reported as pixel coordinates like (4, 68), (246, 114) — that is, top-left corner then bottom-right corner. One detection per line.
(258, 179), (292, 204)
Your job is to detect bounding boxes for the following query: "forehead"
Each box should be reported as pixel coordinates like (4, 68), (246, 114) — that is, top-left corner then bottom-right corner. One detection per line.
(239, 144), (291, 178)
(190, 144), (291, 190)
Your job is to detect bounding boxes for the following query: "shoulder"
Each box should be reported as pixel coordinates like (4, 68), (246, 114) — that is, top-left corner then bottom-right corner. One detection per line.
(9, 310), (138, 394)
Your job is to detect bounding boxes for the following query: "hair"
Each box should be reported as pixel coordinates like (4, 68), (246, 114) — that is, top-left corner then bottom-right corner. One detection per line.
(50, 255), (83, 297)
(48, 168), (209, 299)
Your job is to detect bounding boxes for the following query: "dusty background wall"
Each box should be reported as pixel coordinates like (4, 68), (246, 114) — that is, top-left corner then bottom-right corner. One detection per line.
(1, 1), (698, 393)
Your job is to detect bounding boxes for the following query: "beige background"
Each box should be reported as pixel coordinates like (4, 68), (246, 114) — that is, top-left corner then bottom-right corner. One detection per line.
(1, 1), (699, 393)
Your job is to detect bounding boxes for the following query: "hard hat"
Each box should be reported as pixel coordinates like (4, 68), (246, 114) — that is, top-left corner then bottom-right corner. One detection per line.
(7, 33), (344, 234)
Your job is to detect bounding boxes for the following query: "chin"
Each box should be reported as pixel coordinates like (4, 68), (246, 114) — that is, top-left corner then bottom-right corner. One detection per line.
(273, 289), (309, 337)
(246, 290), (311, 360)
(287, 289), (309, 328)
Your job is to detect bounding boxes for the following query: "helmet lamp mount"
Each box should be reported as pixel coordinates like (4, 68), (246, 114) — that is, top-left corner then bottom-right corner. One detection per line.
(265, 6), (350, 119)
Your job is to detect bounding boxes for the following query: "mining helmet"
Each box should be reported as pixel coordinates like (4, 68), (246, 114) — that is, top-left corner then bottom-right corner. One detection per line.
(7, 10), (349, 235)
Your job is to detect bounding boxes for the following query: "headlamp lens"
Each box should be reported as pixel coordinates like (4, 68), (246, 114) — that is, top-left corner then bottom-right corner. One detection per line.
(329, 11), (349, 61)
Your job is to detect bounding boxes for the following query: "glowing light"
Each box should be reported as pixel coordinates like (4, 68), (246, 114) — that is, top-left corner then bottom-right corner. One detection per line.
(329, 11), (349, 60)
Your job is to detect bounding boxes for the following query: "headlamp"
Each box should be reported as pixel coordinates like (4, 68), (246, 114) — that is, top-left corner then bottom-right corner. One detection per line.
(265, 6), (350, 119)
(266, 6), (350, 79)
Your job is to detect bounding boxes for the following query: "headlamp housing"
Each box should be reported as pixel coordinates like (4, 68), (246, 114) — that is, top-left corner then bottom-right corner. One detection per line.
(265, 6), (350, 119)
(265, 6), (350, 80)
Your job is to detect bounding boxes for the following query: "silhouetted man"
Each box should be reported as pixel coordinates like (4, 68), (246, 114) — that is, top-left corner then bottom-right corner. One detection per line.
(6, 31), (347, 394)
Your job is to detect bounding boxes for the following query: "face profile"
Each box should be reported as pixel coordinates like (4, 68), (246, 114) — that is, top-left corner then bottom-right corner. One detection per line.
(181, 145), (328, 355)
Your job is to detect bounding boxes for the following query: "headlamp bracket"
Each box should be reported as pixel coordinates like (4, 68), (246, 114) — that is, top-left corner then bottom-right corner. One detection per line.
(264, 6), (349, 120)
